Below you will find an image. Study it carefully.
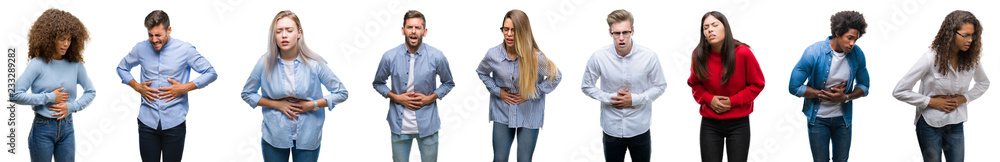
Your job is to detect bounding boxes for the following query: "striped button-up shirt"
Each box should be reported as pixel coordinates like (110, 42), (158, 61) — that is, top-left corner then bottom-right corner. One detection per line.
(476, 43), (561, 129)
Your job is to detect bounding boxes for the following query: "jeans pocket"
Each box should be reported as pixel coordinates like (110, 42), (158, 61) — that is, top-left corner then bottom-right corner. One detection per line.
(421, 133), (439, 146)
(32, 118), (49, 127)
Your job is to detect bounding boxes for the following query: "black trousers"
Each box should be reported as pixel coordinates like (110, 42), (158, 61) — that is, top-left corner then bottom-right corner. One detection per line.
(138, 119), (186, 162)
(603, 130), (651, 162)
(700, 117), (751, 162)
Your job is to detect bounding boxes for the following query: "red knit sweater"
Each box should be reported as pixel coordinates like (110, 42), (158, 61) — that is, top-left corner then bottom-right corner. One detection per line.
(687, 45), (765, 119)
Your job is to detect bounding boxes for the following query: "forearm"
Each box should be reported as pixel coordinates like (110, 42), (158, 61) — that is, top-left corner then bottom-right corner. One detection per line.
(127, 79), (139, 89)
(313, 99), (328, 108)
(182, 82), (198, 92)
(386, 91), (402, 104)
(846, 87), (864, 100)
(256, 97), (279, 108)
(429, 93), (439, 101)
(802, 87), (821, 99)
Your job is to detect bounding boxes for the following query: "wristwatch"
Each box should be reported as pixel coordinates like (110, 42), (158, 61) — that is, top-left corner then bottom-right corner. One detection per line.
(313, 100), (320, 111)
(843, 94), (851, 103)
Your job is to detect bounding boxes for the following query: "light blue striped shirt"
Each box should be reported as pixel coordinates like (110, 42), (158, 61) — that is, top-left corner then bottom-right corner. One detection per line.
(12, 58), (96, 118)
(116, 37), (218, 130)
(241, 55), (349, 150)
(373, 43), (455, 138)
(582, 42), (666, 138)
(476, 43), (562, 129)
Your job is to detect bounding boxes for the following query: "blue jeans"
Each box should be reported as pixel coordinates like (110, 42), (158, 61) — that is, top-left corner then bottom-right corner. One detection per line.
(807, 116), (852, 162)
(492, 122), (539, 162)
(29, 114), (75, 162)
(391, 132), (439, 162)
(261, 139), (321, 162)
(916, 117), (964, 162)
(138, 120), (186, 162)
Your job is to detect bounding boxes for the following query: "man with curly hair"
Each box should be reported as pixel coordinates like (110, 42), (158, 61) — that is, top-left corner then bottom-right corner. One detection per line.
(115, 10), (218, 162)
(788, 10), (870, 162)
(10, 8), (96, 162)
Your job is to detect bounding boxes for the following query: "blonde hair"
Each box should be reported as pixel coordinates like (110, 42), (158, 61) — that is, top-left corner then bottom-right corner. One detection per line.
(504, 9), (558, 99)
(606, 9), (633, 27)
(264, 10), (326, 76)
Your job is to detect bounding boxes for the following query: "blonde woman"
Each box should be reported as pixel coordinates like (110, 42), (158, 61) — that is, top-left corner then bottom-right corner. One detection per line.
(476, 9), (561, 162)
(241, 10), (349, 162)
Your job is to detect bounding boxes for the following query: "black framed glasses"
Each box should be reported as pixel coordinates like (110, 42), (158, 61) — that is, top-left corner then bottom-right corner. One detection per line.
(500, 27), (514, 33)
(956, 31), (976, 40)
(611, 30), (633, 37)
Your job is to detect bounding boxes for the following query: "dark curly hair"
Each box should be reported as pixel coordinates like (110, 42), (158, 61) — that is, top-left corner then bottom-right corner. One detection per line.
(830, 11), (867, 38)
(931, 10), (981, 76)
(28, 8), (89, 63)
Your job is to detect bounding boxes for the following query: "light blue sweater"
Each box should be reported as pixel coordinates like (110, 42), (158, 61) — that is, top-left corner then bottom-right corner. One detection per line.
(11, 58), (96, 118)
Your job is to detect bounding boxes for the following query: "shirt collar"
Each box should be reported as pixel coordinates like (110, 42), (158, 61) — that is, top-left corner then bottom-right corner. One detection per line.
(152, 36), (174, 54)
(611, 39), (637, 58)
(499, 43), (517, 61)
(402, 43), (425, 56)
(275, 54), (302, 64)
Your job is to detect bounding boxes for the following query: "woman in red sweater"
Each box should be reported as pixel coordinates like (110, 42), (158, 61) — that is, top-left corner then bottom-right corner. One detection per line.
(687, 11), (765, 162)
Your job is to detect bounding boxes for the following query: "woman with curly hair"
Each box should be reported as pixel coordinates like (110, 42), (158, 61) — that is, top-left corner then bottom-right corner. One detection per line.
(10, 8), (95, 162)
(893, 10), (988, 162)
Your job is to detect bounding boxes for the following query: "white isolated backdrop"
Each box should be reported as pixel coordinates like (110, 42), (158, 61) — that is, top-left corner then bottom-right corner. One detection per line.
(1, 0), (996, 161)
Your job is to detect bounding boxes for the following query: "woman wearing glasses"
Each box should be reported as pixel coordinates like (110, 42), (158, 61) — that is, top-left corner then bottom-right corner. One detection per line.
(476, 9), (561, 162)
(240, 10), (349, 162)
(893, 10), (988, 162)
(686, 11), (764, 162)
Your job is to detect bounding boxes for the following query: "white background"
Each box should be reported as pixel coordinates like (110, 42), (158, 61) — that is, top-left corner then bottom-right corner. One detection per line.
(1, 0), (996, 161)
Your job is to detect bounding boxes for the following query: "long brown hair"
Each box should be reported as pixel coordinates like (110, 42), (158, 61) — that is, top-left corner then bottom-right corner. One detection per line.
(264, 10), (326, 76)
(693, 11), (746, 84)
(931, 10), (981, 75)
(28, 9), (89, 63)
(504, 9), (558, 99)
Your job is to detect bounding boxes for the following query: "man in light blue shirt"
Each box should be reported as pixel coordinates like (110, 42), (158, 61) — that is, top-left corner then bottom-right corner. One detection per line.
(581, 9), (666, 162)
(115, 10), (217, 162)
(373, 10), (454, 162)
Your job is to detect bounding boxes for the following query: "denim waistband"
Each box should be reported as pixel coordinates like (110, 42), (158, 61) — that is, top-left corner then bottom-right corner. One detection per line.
(34, 113), (72, 121)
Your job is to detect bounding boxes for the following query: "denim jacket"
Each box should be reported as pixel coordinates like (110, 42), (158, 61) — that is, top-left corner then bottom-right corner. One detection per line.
(789, 36), (870, 127)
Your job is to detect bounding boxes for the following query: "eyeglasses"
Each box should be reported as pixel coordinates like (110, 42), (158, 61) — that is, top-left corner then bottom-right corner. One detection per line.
(611, 30), (633, 37)
(956, 31), (976, 40)
(500, 27), (515, 34)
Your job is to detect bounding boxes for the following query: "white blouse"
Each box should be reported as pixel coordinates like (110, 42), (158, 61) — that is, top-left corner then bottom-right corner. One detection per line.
(893, 49), (990, 127)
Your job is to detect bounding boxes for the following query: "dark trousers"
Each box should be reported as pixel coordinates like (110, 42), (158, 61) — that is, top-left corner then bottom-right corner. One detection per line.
(603, 130), (651, 162)
(700, 117), (751, 162)
(139, 119), (186, 162)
